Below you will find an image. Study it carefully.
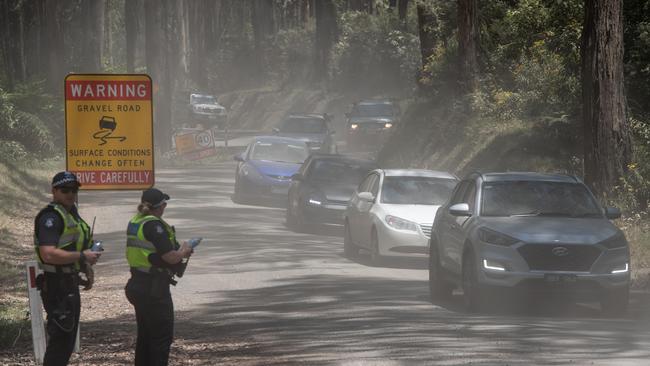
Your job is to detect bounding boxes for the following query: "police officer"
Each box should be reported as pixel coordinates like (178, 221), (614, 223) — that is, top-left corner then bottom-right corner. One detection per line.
(34, 171), (101, 366)
(124, 188), (192, 366)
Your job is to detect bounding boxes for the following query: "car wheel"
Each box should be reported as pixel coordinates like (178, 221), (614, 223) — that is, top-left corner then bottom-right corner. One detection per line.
(462, 251), (483, 313)
(370, 229), (383, 266)
(232, 180), (244, 204)
(343, 221), (358, 258)
(429, 239), (453, 302)
(600, 286), (629, 317)
(285, 203), (296, 229)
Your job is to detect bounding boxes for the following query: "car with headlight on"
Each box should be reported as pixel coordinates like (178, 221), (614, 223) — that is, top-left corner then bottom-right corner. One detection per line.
(273, 113), (336, 153)
(346, 99), (399, 150)
(189, 93), (228, 128)
(233, 136), (309, 205)
(428, 172), (630, 315)
(286, 154), (377, 231)
(343, 169), (458, 265)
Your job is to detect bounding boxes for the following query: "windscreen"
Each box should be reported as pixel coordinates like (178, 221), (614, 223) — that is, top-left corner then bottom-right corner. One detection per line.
(280, 118), (326, 134)
(481, 181), (603, 217)
(310, 160), (375, 184)
(352, 103), (394, 118)
(192, 95), (216, 104)
(381, 177), (457, 205)
(250, 141), (308, 163)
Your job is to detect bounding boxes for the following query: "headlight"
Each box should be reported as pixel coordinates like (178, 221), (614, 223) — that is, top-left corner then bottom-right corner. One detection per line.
(349, 124), (359, 130)
(483, 259), (506, 271)
(307, 142), (321, 150)
(599, 232), (628, 249)
(611, 262), (629, 274)
(478, 227), (519, 246)
(308, 192), (326, 206)
(385, 215), (418, 232)
(384, 122), (393, 129)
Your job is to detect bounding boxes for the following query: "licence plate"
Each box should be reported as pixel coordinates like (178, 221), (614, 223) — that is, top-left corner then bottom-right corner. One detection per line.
(271, 187), (289, 194)
(544, 274), (577, 283)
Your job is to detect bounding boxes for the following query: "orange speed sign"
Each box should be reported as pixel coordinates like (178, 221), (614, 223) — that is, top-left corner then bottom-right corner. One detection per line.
(65, 74), (154, 190)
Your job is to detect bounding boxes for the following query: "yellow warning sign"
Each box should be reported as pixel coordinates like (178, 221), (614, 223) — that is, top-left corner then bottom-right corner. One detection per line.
(65, 74), (154, 190)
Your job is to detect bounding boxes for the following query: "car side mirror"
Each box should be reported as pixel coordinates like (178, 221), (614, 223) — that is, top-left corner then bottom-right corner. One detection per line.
(233, 154), (244, 162)
(291, 173), (303, 181)
(358, 191), (374, 202)
(272, 127), (280, 135)
(449, 203), (471, 217)
(605, 206), (621, 219)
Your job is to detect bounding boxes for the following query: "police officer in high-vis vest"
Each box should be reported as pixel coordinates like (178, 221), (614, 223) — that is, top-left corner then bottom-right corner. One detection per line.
(124, 187), (192, 366)
(34, 171), (101, 366)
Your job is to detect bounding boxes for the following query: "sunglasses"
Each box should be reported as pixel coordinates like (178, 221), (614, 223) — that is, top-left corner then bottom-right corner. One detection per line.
(58, 187), (79, 194)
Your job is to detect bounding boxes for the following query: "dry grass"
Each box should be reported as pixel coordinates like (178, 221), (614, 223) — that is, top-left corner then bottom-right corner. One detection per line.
(0, 158), (61, 350)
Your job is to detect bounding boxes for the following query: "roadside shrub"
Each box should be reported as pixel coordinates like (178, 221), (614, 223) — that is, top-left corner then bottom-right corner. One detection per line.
(612, 116), (650, 213)
(332, 11), (420, 92)
(0, 84), (59, 156)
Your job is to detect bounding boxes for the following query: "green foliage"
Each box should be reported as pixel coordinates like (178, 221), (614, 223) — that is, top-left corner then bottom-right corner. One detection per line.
(331, 11), (421, 92)
(0, 83), (60, 156)
(624, 0), (650, 114)
(611, 116), (650, 213)
(267, 28), (315, 87)
(478, 0), (582, 119)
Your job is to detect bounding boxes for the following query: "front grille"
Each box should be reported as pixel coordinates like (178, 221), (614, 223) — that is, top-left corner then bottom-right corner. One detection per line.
(327, 200), (349, 206)
(359, 123), (385, 132)
(517, 243), (602, 272)
(419, 224), (432, 238)
(267, 175), (291, 180)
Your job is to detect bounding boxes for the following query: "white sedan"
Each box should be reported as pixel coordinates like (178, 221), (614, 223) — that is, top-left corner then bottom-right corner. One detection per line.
(344, 169), (458, 265)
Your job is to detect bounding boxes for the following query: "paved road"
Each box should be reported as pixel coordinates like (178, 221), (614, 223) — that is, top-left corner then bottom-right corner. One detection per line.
(80, 162), (650, 365)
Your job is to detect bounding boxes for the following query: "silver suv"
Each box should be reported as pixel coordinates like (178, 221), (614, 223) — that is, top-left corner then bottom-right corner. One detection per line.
(429, 172), (630, 315)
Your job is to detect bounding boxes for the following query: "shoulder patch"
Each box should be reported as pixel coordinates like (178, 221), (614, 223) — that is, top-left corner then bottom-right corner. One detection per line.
(155, 224), (165, 234)
(45, 218), (54, 228)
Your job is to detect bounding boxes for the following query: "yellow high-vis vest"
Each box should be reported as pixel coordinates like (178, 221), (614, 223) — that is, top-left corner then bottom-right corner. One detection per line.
(126, 213), (176, 272)
(34, 203), (90, 272)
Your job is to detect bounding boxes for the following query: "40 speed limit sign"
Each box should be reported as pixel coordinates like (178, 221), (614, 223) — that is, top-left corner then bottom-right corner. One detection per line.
(173, 129), (218, 160)
(195, 130), (213, 147)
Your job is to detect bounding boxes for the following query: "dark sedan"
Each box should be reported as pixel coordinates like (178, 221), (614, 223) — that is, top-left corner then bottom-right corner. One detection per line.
(286, 154), (377, 231)
(273, 113), (336, 153)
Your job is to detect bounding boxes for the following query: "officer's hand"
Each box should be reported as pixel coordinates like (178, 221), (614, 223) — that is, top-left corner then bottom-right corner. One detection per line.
(82, 249), (100, 265)
(180, 242), (193, 258)
(81, 265), (94, 291)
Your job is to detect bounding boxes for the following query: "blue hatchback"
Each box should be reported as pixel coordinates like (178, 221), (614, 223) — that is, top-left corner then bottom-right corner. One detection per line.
(233, 136), (310, 205)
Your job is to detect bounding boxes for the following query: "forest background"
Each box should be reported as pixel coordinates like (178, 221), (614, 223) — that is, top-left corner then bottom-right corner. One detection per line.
(1, 0), (650, 349)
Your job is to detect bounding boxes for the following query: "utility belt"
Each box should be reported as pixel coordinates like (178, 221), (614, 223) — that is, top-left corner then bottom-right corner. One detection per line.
(130, 266), (178, 286)
(39, 263), (77, 274)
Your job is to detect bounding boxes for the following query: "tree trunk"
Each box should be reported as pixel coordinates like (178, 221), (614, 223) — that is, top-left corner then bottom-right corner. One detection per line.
(45, 0), (64, 92)
(104, 0), (112, 67)
(398, 0), (409, 20)
(251, 0), (275, 77)
(581, 0), (631, 196)
(35, 0), (48, 76)
(125, 0), (139, 73)
(457, 0), (478, 94)
(79, 0), (104, 72)
(313, 0), (337, 81)
(416, 4), (436, 69)
(187, 0), (207, 89)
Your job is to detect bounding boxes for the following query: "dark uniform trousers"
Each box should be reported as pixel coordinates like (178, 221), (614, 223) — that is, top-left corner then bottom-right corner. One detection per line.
(125, 271), (174, 366)
(40, 273), (81, 366)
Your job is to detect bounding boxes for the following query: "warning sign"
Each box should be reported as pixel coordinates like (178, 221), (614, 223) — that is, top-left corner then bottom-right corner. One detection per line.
(65, 74), (154, 190)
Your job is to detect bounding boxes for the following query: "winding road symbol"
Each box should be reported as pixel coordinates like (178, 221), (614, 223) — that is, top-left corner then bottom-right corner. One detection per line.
(93, 116), (127, 146)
